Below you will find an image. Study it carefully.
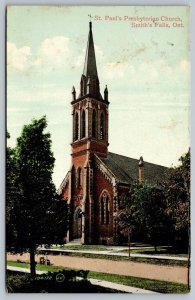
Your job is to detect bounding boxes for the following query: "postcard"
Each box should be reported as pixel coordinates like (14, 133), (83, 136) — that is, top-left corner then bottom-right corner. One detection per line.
(6, 6), (190, 293)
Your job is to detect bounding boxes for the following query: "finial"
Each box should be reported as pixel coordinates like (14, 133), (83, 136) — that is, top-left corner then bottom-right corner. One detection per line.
(72, 86), (76, 101)
(104, 85), (108, 101)
(139, 156), (144, 167)
(72, 86), (76, 93)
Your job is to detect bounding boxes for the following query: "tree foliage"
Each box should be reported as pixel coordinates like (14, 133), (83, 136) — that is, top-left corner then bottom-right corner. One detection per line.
(6, 132), (20, 249)
(164, 149), (190, 248)
(131, 182), (169, 251)
(116, 150), (190, 251)
(6, 117), (69, 276)
(116, 194), (137, 256)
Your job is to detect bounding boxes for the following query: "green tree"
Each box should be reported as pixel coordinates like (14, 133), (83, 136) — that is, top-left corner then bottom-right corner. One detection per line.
(131, 182), (168, 252)
(164, 150), (190, 288)
(164, 149), (190, 249)
(6, 132), (20, 250)
(6, 117), (69, 277)
(116, 194), (137, 256)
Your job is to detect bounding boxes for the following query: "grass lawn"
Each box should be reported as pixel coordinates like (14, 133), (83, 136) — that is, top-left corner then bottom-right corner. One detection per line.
(49, 244), (188, 258)
(125, 247), (188, 257)
(7, 261), (190, 294)
(131, 251), (188, 257)
(49, 251), (187, 267)
(51, 244), (110, 251)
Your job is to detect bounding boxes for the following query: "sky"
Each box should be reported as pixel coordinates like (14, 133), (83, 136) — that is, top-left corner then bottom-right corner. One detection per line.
(7, 6), (190, 187)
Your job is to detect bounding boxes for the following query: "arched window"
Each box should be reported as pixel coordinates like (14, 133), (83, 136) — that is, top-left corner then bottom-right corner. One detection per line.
(81, 110), (86, 138)
(92, 109), (96, 138)
(76, 167), (82, 188)
(100, 112), (105, 140)
(100, 191), (110, 225)
(101, 197), (105, 224)
(74, 112), (79, 141)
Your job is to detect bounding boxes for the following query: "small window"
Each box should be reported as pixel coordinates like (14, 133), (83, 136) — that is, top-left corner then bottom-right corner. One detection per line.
(101, 197), (105, 224)
(76, 167), (82, 188)
(92, 109), (96, 138)
(100, 191), (110, 225)
(74, 112), (79, 141)
(100, 112), (104, 140)
(81, 110), (86, 138)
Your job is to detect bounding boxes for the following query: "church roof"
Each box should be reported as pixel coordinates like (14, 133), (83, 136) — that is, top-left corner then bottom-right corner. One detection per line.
(101, 152), (168, 186)
(83, 21), (98, 79)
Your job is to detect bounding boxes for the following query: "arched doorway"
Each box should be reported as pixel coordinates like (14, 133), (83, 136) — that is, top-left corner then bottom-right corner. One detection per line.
(73, 206), (82, 239)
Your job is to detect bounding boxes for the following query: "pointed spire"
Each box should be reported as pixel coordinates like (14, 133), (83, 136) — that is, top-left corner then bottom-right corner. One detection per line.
(104, 85), (108, 102)
(72, 86), (76, 93)
(72, 86), (76, 101)
(83, 22), (98, 78)
(139, 156), (144, 167)
(139, 156), (144, 182)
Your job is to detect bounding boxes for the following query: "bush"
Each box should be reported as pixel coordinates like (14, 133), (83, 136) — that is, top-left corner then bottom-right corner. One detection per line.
(6, 272), (31, 292)
(6, 269), (96, 293)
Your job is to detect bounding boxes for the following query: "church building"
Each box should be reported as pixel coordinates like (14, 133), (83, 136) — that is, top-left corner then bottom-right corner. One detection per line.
(59, 22), (167, 245)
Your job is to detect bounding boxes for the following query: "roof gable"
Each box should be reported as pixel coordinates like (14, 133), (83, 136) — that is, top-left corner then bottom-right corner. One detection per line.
(100, 152), (167, 185)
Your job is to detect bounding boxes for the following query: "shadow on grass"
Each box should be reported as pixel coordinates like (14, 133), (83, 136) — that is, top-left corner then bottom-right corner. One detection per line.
(6, 270), (123, 293)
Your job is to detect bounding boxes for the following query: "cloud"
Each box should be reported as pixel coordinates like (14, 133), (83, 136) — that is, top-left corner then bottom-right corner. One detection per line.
(35, 36), (70, 68)
(111, 92), (189, 113)
(7, 42), (32, 71)
(74, 49), (85, 68)
(8, 88), (70, 108)
(102, 58), (190, 88)
(94, 44), (104, 62)
(103, 61), (129, 78)
(7, 36), (71, 73)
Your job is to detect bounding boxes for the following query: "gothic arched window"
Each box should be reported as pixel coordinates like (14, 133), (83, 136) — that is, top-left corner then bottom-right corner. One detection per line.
(92, 109), (96, 138)
(100, 191), (110, 225)
(76, 167), (82, 188)
(100, 112), (105, 140)
(81, 109), (86, 139)
(74, 112), (79, 141)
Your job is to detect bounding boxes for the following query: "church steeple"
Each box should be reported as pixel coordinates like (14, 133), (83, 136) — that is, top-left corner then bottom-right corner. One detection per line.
(83, 22), (98, 79)
(76, 22), (102, 100)
(71, 21), (109, 158)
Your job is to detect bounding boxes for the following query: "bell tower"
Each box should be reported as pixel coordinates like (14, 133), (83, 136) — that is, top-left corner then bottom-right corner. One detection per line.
(71, 21), (109, 159)
(69, 22), (109, 244)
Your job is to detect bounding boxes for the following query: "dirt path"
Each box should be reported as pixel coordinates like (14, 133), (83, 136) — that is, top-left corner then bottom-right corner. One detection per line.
(7, 253), (188, 284)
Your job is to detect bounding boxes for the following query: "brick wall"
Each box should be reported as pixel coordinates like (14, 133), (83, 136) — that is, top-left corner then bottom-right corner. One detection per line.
(93, 166), (114, 244)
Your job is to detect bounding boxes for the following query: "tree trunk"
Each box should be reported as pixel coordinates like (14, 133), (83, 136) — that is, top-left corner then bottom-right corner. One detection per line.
(154, 245), (157, 253)
(128, 229), (131, 258)
(30, 246), (36, 277)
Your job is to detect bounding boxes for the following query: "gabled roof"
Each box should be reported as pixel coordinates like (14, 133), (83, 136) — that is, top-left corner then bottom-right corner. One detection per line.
(100, 152), (168, 185)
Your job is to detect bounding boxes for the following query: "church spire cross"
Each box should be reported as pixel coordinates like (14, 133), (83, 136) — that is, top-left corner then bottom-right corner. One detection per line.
(88, 14), (92, 30)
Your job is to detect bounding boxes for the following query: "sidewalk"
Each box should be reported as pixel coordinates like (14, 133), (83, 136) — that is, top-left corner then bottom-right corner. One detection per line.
(7, 266), (45, 275)
(39, 247), (188, 261)
(7, 253), (188, 284)
(7, 265), (157, 294)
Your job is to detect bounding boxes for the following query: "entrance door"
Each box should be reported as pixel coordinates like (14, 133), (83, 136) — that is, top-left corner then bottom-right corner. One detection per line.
(73, 207), (82, 239)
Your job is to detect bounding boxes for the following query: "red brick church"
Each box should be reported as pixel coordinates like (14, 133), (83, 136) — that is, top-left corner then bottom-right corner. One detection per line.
(59, 22), (167, 245)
